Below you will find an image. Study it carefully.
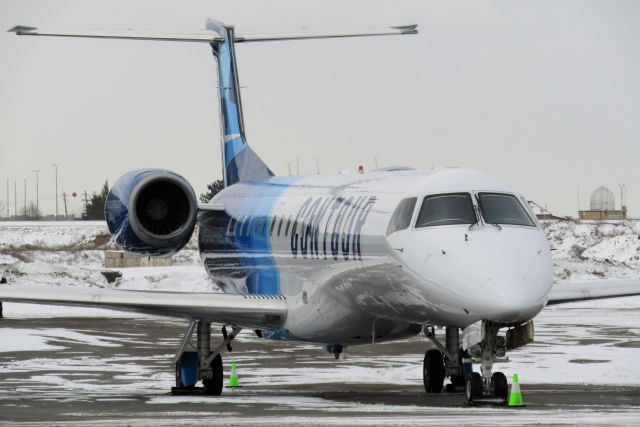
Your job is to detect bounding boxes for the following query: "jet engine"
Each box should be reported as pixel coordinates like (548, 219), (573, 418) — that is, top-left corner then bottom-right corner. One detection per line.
(105, 169), (198, 256)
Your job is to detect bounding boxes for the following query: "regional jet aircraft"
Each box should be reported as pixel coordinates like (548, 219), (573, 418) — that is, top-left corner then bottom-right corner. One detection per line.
(3, 19), (639, 405)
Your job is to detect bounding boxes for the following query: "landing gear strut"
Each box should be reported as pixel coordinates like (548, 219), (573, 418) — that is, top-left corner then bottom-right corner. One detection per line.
(424, 322), (508, 405)
(424, 326), (469, 394)
(466, 321), (508, 404)
(173, 320), (241, 395)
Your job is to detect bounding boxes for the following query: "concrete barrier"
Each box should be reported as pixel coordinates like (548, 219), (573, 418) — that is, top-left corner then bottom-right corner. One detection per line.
(104, 250), (173, 268)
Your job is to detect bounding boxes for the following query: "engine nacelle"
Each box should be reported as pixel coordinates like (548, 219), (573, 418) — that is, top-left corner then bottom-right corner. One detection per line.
(105, 169), (198, 257)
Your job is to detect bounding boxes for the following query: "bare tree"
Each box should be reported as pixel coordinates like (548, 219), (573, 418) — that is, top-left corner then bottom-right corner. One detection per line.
(21, 201), (42, 219)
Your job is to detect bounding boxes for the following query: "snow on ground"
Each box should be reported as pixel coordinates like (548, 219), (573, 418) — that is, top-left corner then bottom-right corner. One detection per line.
(0, 219), (638, 317)
(542, 219), (640, 281)
(0, 221), (210, 318)
(0, 221), (109, 250)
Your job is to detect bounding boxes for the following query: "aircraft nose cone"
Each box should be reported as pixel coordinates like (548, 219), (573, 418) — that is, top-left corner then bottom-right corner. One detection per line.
(479, 276), (544, 324)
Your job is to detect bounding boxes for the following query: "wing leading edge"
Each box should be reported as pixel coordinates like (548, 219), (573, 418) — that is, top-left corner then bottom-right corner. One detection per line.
(0, 287), (287, 330)
(547, 279), (640, 305)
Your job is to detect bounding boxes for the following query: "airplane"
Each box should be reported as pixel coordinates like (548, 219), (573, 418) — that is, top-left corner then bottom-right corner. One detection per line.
(2, 18), (639, 405)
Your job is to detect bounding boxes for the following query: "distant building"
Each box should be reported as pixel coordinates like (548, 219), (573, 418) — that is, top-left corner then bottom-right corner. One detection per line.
(578, 186), (627, 220)
(527, 201), (561, 221)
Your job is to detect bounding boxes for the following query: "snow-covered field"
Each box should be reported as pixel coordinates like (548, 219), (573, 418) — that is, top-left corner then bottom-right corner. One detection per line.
(2, 219), (639, 287)
(544, 220), (640, 282)
(0, 219), (638, 318)
(0, 221), (210, 299)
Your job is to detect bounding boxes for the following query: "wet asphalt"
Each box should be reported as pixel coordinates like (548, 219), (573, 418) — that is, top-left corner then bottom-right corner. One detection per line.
(0, 316), (638, 426)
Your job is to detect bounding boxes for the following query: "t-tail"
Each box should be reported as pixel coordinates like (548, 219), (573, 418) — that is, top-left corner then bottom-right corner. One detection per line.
(9, 20), (417, 186)
(206, 20), (273, 186)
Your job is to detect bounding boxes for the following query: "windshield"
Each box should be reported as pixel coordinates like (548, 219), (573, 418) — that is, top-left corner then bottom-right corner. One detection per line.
(415, 193), (476, 227)
(477, 193), (535, 227)
(387, 197), (417, 235)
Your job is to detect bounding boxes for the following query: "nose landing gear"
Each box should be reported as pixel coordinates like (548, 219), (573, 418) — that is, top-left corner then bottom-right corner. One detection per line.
(424, 322), (509, 405)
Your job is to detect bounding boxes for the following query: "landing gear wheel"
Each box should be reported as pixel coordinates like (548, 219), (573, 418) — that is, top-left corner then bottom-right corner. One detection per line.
(176, 351), (199, 388)
(466, 372), (483, 404)
(423, 349), (445, 393)
(445, 375), (466, 393)
(202, 354), (223, 396)
(491, 371), (508, 405)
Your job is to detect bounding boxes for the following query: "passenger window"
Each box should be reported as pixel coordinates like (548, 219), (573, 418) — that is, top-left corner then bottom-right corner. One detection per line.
(386, 197), (417, 235)
(253, 216), (261, 236)
(240, 215), (249, 236)
(269, 216), (277, 236)
(284, 216), (292, 236)
(245, 216), (254, 236)
(227, 217), (237, 236)
(477, 193), (535, 227)
(416, 193), (476, 227)
(260, 216), (268, 235)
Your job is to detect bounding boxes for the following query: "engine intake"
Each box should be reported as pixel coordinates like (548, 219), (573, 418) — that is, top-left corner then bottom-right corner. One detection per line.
(105, 169), (197, 256)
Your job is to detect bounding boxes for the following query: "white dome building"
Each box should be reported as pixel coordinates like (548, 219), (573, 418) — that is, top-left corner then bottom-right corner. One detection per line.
(579, 186), (626, 220)
(590, 186), (616, 211)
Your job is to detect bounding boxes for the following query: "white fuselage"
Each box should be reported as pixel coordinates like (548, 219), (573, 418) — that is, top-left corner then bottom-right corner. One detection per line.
(199, 168), (553, 345)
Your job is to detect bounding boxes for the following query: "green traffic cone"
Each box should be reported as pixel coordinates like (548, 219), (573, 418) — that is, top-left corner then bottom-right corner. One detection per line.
(508, 373), (524, 407)
(227, 361), (240, 387)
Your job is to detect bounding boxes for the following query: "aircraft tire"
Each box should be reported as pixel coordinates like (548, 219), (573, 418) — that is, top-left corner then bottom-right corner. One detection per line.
(202, 354), (223, 396)
(491, 371), (508, 405)
(466, 372), (483, 404)
(175, 351), (199, 388)
(423, 349), (445, 393)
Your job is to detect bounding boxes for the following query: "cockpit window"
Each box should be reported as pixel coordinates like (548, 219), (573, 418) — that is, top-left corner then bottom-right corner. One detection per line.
(386, 197), (417, 235)
(477, 193), (535, 227)
(416, 193), (476, 227)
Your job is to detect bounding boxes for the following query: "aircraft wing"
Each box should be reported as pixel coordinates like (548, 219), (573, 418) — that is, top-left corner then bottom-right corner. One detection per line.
(0, 287), (287, 330)
(546, 279), (640, 305)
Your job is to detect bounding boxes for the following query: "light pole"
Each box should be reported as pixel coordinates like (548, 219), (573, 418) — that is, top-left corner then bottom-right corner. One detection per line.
(5, 178), (8, 218)
(51, 164), (58, 219)
(23, 175), (27, 216)
(13, 178), (17, 218)
(33, 169), (41, 214)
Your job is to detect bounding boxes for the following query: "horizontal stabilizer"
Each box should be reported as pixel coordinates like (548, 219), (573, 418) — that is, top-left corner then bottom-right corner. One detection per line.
(8, 23), (417, 44)
(0, 286), (287, 329)
(235, 25), (418, 42)
(8, 25), (224, 43)
(547, 278), (640, 305)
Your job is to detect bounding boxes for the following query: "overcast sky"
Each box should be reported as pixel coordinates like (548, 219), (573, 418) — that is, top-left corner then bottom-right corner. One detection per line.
(1, 0), (638, 218)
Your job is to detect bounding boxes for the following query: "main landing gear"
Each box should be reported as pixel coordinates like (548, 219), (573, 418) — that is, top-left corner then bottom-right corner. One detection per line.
(423, 321), (509, 405)
(172, 320), (241, 395)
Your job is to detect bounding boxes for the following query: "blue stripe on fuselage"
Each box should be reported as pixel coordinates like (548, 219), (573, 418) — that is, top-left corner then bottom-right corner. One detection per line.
(233, 178), (297, 295)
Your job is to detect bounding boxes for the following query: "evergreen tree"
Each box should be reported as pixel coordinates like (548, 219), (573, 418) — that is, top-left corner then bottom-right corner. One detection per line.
(83, 181), (109, 220)
(199, 179), (225, 203)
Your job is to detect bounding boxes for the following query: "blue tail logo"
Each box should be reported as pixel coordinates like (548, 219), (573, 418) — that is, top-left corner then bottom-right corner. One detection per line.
(207, 19), (274, 186)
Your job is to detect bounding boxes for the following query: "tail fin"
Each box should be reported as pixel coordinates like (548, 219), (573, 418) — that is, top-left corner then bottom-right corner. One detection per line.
(206, 19), (274, 186)
(10, 20), (417, 186)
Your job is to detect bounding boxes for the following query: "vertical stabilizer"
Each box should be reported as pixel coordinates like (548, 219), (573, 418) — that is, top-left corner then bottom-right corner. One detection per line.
(206, 19), (274, 187)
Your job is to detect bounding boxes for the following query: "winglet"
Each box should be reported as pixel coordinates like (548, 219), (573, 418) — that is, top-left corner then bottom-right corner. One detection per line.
(8, 25), (37, 34)
(391, 24), (418, 34)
